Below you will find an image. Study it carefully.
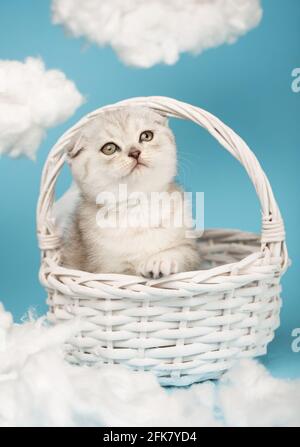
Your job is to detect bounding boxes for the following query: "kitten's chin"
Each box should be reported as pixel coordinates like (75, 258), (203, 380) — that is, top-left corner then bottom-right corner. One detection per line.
(126, 169), (174, 194)
(120, 161), (148, 179)
(130, 161), (148, 175)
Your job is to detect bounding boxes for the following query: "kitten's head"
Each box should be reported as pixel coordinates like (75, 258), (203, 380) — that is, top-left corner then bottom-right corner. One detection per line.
(68, 106), (177, 202)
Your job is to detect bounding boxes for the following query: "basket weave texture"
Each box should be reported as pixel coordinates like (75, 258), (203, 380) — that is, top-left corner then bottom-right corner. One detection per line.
(37, 97), (288, 386)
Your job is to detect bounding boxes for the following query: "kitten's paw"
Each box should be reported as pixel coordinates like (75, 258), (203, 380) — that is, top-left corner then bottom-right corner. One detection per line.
(138, 254), (179, 279)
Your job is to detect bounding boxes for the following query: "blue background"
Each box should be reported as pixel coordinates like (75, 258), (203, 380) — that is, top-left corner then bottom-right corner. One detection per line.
(0, 0), (299, 378)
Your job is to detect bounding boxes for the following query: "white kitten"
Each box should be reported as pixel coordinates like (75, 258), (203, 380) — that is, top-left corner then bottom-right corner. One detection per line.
(62, 106), (200, 278)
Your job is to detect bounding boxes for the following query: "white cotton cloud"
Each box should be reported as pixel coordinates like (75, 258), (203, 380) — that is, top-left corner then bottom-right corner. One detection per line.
(0, 303), (220, 427)
(0, 57), (84, 159)
(0, 302), (299, 427)
(219, 360), (300, 427)
(51, 0), (263, 68)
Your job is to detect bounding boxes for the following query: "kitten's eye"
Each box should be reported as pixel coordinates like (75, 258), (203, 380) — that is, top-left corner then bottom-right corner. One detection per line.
(100, 142), (120, 155)
(139, 130), (153, 142)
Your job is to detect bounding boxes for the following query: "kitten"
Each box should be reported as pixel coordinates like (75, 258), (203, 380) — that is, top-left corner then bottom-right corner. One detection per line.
(62, 106), (200, 278)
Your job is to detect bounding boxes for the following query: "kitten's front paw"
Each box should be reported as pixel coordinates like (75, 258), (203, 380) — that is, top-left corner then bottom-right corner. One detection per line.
(138, 254), (179, 279)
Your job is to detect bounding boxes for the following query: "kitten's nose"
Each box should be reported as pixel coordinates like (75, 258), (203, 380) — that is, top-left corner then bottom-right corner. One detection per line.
(128, 148), (141, 160)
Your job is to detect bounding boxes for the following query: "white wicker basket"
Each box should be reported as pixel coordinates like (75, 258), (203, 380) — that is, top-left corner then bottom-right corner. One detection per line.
(37, 96), (288, 387)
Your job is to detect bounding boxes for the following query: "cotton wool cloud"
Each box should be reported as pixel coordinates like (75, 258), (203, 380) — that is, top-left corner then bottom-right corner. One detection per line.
(0, 57), (84, 159)
(51, 0), (263, 68)
(0, 302), (300, 427)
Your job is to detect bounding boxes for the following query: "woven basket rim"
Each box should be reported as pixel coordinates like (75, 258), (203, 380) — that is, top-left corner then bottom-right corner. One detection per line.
(39, 229), (284, 301)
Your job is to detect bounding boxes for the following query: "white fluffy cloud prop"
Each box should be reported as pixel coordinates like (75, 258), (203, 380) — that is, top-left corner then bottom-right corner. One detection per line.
(0, 302), (299, 427)
(0, 57), (84, 158)
(52, 0), (263, 68)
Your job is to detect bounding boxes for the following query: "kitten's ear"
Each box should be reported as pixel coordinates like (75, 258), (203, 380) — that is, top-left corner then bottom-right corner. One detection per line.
(67, 134), (87, 163)
(154, 112), (169, 127)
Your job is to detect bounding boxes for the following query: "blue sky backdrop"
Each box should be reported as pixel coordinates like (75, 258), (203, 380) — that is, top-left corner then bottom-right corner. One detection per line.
(0, 0), (299, 378)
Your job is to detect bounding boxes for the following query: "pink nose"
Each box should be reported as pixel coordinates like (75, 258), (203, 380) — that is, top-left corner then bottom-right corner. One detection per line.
(128, 148), (141, 160)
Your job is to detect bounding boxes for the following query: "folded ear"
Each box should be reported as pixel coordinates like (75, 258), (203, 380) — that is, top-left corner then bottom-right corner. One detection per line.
(154, 111), (169, 127)
(67, 134), (87, 162)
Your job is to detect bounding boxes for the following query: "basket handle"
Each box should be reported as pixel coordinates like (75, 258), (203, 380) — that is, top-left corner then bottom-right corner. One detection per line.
(37, 96), (288, 270)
